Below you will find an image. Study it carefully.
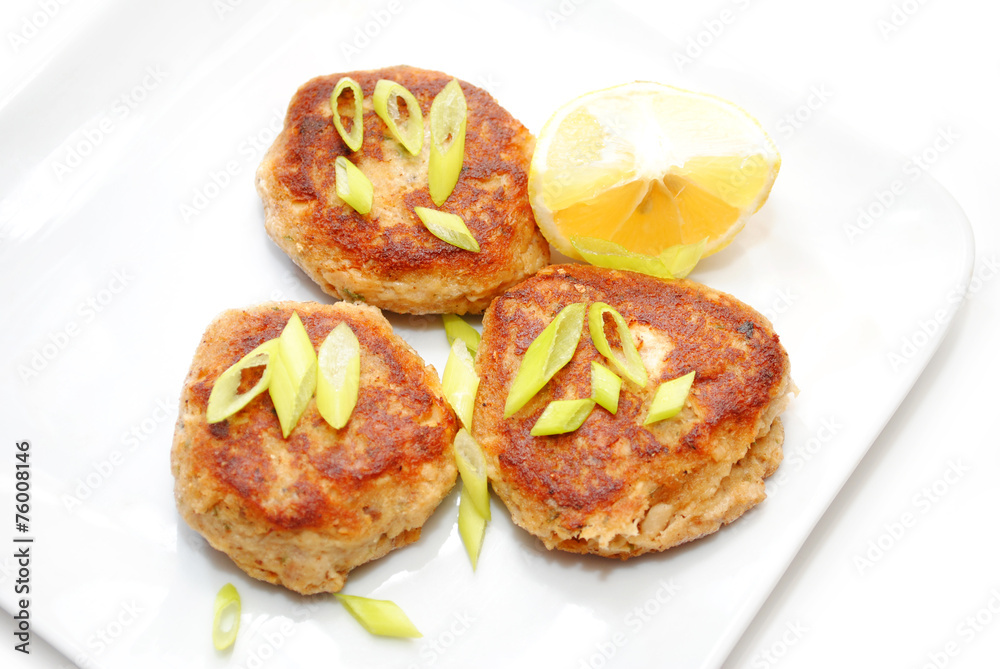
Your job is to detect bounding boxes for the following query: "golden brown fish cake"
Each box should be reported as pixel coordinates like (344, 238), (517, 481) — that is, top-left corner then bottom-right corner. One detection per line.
(472, 265), (793, 558)
(256, 65), (550, 315)
(171, 301), (458, 594)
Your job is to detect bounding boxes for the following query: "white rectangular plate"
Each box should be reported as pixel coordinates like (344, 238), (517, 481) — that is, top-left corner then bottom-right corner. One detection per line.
(0, 1), (974, 667)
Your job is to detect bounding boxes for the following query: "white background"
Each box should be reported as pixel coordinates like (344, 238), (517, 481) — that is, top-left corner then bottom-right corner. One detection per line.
(2, 0), (997, 667)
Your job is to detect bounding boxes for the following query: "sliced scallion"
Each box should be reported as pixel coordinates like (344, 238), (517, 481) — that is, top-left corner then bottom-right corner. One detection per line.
(504, 303), (585, 417)
(373, 79), (423, 156)
(442, 338), (479, 431)
(458, 486), (487, 570)
(658, 238), (707, 279)
(268, 312), (318, 437)
(330, 77), (364, 152)
(590, 361), (622, 414)
(530, 398), (595, 436)
(454, 428), (489, 520)
(212, 583), (241, 651)
(335, 156), (374, 215)
(206, 340), (278, 424)
(315, 322), (361, 430)
(442, 313), (480, 356)
(334, 593), (422, 638)
(644, 371), (696, 425)
(588, 302), (647, 388)
(413, 207), (480, 252)
(428, 79), (467, 206)
(570, 236), (707, 280)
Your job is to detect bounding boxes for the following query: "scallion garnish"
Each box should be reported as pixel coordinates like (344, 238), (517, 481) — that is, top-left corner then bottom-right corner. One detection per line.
(442, 338), (479, 431)
(315, 322), (361, 430)
(212, 583), (241, 650)
(588, 302), (647, 388)
(644, 371), (696, 425)
(330, 77), (364, 152)
(334, 594), (422, 638)
(504, 303), (585, 417)
(428, 79), (467, 206)
(373, 79), (423, 156)
(529, 398), (596, 436)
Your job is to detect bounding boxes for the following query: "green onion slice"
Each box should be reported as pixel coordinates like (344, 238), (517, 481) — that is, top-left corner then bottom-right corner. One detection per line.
(334, 594), (422, 638)
(658, 238), (707, 279)
(330, 77), (364, 152)
(530, 398), (595, 436)
(442, 313), (479, 356)
(454, 428), (489, 520)
(335, 156), (374, 215)
(206, 340), (278, 423)
(644, 371), (696, 425)
(428, 79), (467, 206)
(268, 312), (318, 437)
(590, 361), (622, 414)
(458, 486), (487, 570)
(504, 303), (585, 417)
(413, 207), (480, 252)
(316, 322), (360, 430)
(212, 583), (241, 650)
(373, 79), (423, 155)
(570, 236), (707, 279)
(442, 338), (479, 431)
(588, 302), (647, 388)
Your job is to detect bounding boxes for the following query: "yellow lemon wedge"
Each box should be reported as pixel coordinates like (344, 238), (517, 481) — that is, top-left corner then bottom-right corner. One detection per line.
(528, 82), (780, 260)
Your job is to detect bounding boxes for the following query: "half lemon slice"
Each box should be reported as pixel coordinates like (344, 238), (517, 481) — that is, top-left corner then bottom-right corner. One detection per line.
(528, 82), (780, 260)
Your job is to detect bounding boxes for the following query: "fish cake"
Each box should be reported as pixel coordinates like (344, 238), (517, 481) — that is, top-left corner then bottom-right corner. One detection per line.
(256, 65), (550, 315)
(473, 265), (793, 558)
(171, 301), (458, 594)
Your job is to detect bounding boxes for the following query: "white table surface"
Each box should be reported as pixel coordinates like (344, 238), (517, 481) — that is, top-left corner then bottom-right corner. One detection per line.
(2, 1), (997, 667)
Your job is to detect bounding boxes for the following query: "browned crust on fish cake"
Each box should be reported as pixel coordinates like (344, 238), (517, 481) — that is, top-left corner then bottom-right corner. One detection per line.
(256, 65), (549, 314)
(171, 301), (458, 593)
(473, 265), (792, 557)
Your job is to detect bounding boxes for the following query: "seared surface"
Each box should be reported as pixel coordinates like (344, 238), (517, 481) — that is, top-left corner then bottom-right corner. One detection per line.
(473, 265), (792, 557)
(171, 301), (458, 593)
(256, 65), (549, 314)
